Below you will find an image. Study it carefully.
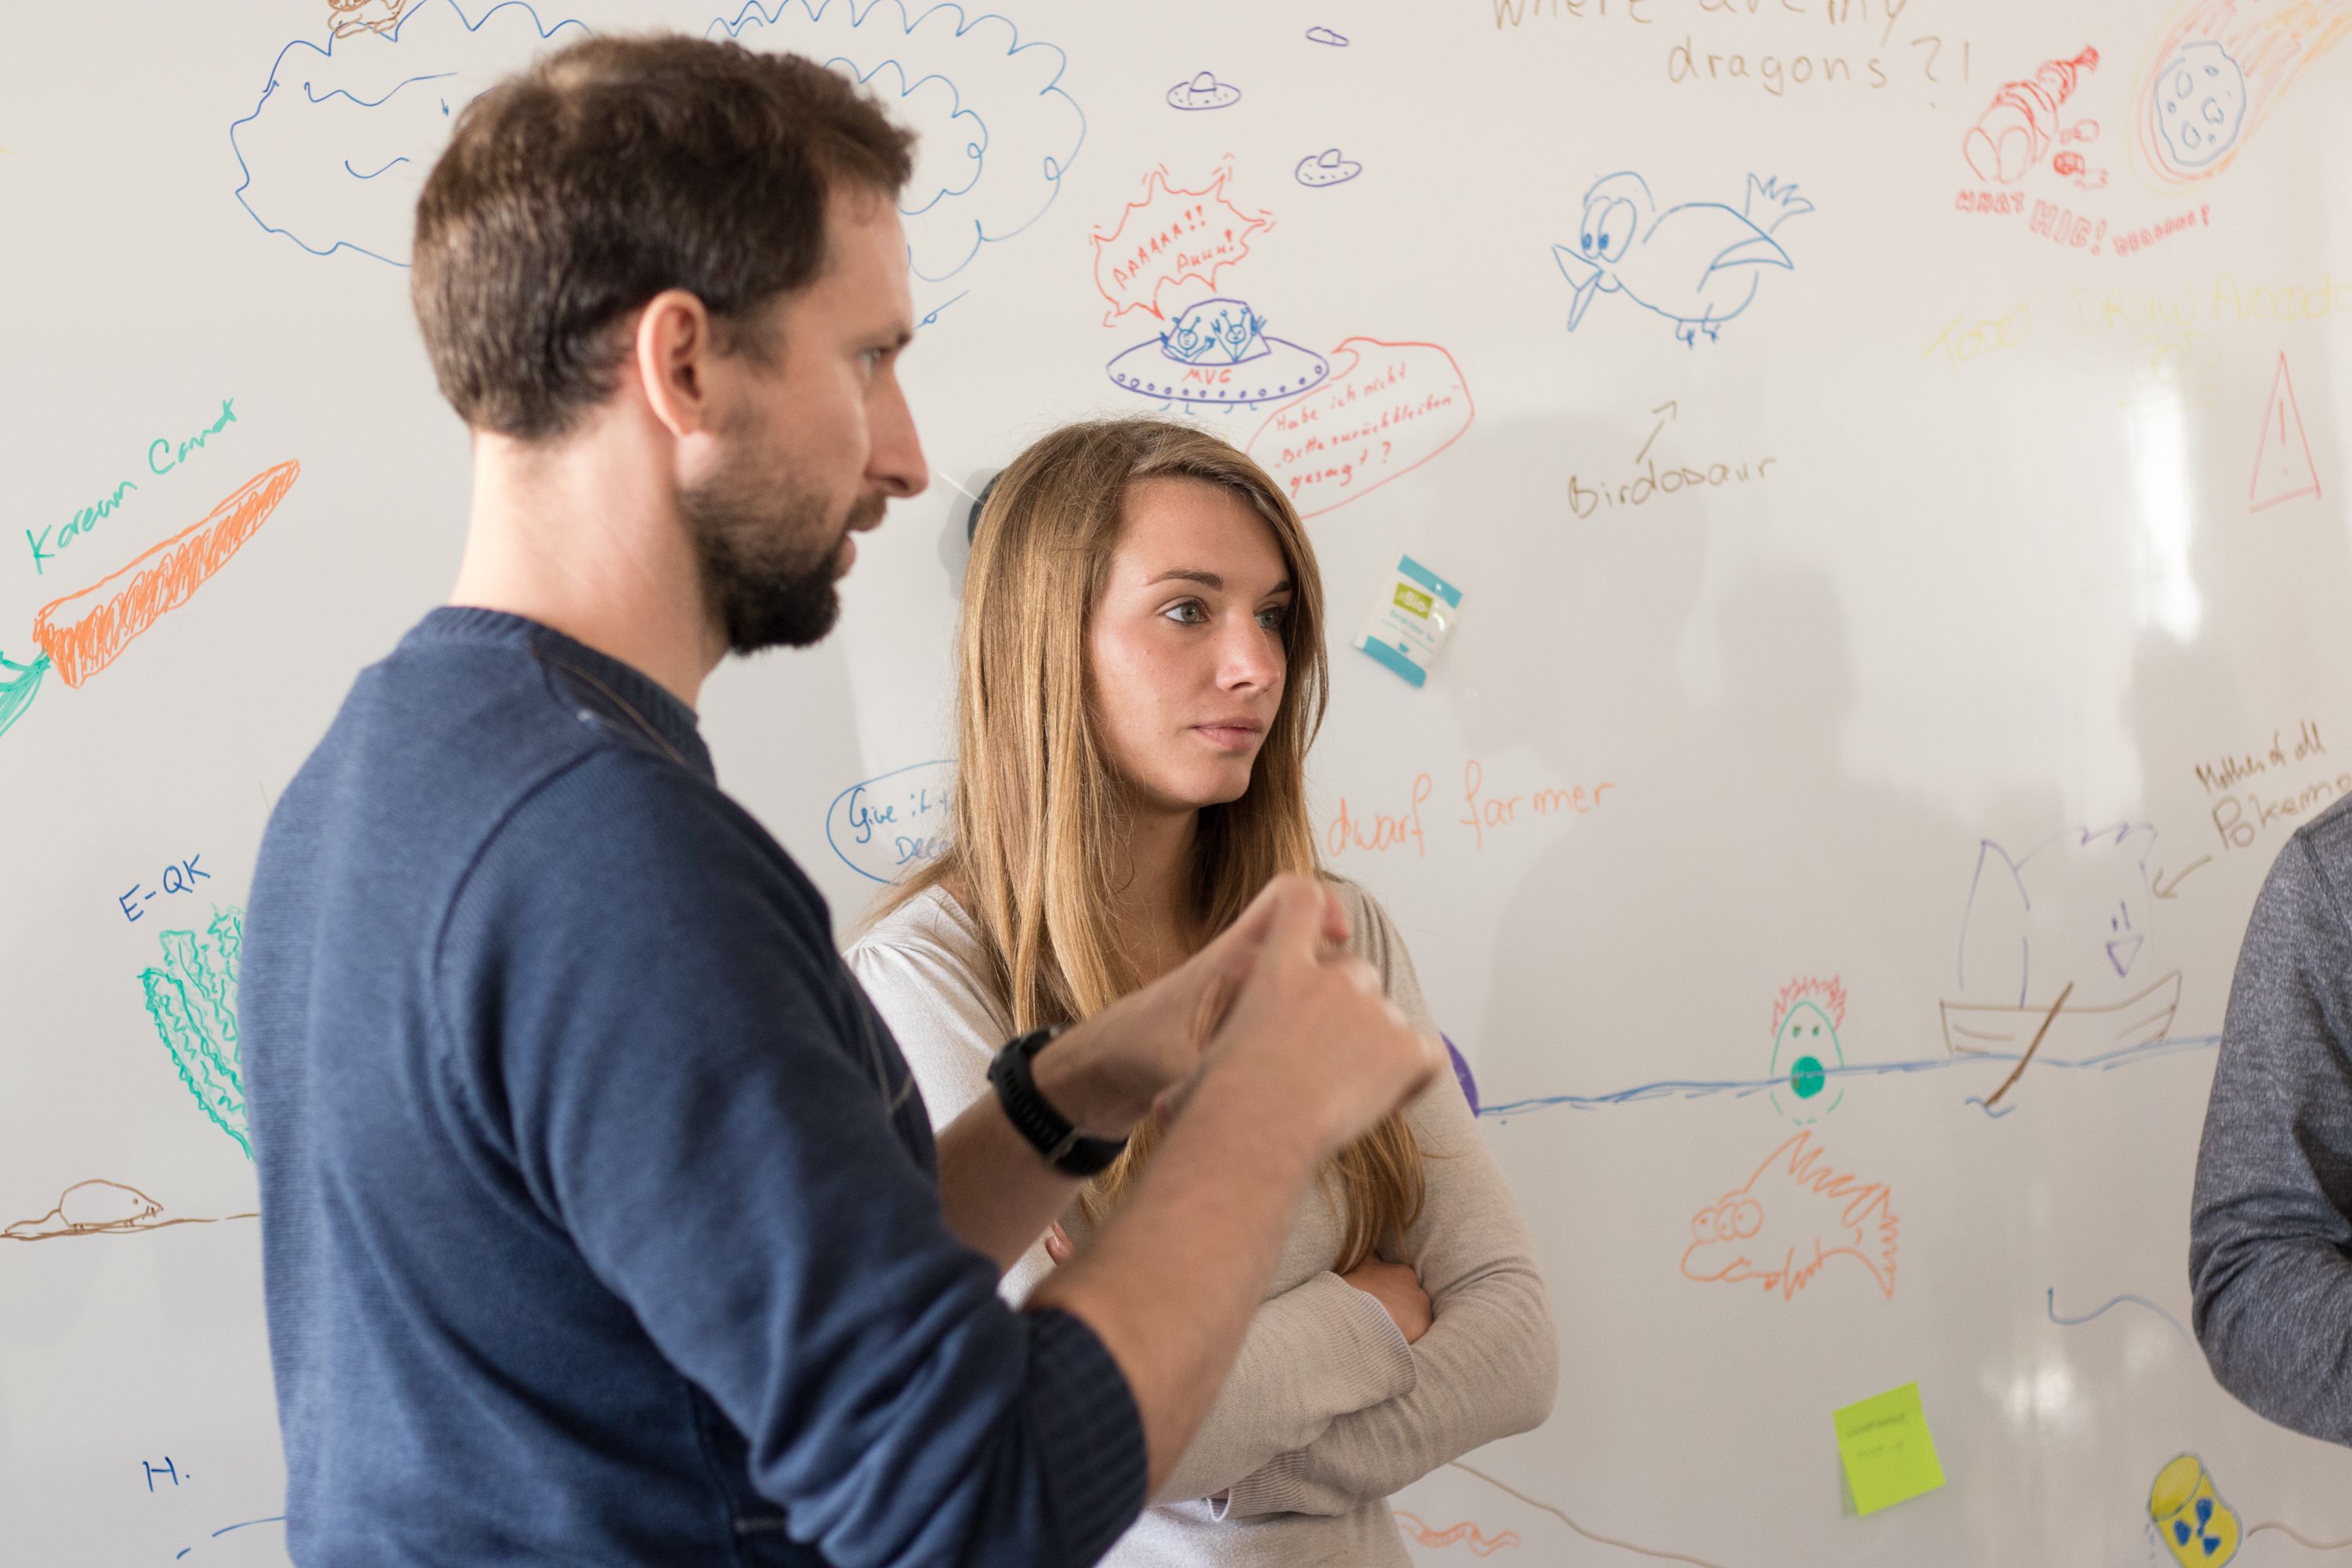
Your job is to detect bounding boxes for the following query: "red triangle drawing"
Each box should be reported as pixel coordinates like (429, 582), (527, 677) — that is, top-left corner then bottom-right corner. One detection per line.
(2251, 352), (2321, 512)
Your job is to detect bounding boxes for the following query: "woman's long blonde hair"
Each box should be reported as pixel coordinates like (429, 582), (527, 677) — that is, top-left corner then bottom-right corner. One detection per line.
(877, 417), (1422, 1272)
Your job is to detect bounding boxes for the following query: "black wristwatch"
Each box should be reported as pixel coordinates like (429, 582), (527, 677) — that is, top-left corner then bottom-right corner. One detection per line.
(989, 1024), (1130, 1177)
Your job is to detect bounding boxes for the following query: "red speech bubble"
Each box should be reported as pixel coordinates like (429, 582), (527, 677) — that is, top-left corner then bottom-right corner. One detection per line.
(1090, 162), (1274, 325)
(1247, 339), (1475, 517)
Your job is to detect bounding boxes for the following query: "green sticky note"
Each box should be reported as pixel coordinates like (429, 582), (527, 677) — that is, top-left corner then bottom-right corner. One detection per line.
(1832, 1383), (1945, 1516)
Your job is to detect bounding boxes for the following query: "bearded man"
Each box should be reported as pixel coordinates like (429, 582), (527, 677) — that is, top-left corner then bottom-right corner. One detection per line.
(240, 34), (1438, 1568)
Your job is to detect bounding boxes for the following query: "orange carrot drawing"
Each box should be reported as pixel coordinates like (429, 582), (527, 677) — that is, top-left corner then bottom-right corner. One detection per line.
(34, 460), (299, 685)
(1680, 1131), (1897, 1301)
(0, 461), (299, 742)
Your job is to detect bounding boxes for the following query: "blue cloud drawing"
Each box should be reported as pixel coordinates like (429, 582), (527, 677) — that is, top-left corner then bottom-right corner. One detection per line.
(228, 0), (1084, 320)
(229, 0), (590, 266)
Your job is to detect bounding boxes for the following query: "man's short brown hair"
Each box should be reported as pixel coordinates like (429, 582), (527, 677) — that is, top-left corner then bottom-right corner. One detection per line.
(412, 34), (915, 440)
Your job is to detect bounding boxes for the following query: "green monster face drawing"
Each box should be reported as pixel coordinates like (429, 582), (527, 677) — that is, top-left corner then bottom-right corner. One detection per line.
(1770, 997), (1845, 1123)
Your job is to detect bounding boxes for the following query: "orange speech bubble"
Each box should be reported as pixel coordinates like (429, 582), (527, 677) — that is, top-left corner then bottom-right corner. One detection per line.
(1247, 339), (1475, 517)
(1089, 162), (1274, 325)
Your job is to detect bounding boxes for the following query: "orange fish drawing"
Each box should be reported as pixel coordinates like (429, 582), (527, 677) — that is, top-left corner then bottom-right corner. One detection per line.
(1680, 1131), (1897, 1301)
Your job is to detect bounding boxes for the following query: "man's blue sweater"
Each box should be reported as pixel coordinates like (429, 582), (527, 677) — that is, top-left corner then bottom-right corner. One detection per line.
(243, 608), (1144, 1566)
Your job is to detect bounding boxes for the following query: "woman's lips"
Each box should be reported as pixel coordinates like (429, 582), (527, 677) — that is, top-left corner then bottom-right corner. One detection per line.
(1193, 723), (1264, 753)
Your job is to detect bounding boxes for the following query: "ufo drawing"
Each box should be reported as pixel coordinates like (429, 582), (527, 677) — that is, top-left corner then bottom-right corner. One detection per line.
(1295, 148), (1363, 187)
(1167, 71), (1243, 111)
(1106, 297), (1330, 408)
(1305, 25), (1350, 46)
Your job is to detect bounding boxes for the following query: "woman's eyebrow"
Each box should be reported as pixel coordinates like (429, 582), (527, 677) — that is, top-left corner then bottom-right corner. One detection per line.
(1142, 570), (1294, 595)
(1146, 568), (1224, 589)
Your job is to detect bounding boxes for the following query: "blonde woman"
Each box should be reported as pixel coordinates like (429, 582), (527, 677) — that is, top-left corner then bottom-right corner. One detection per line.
(847, 417), (1555, 1564)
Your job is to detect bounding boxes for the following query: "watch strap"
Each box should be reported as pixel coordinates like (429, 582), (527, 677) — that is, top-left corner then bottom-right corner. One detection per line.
(989, 1025), (1130, 1178)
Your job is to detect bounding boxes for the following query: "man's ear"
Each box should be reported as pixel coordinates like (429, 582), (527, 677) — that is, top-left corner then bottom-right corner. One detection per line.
(633, 289), (717, 439)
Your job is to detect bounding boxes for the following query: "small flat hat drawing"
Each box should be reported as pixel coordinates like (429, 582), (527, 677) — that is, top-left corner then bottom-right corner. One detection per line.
(1167, 71), (1243, 111)
(1295, 148), (1363, 187)
(1107, 297), (1330, 408)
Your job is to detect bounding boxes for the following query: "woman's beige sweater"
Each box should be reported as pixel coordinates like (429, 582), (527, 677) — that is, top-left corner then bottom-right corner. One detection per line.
(845, 877), (1557, 1567)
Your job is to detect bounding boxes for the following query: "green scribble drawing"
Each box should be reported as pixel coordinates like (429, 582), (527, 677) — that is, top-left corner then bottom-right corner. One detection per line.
(0, 648), (49, 742)
(140, 905), (249, 1158)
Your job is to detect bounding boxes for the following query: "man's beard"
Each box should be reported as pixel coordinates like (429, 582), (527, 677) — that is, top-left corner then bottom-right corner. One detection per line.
(681, 435), (885, 655)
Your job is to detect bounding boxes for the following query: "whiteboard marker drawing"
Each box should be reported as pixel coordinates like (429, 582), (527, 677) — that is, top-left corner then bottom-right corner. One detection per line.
(0, 463), (302, 746)
(1943, 825), (2182, 1061)
(2134, 0), (2352, 189)
(140, 906), (251, 1160)
(1105, 297), (1330, 409)
(1391, 1511), (1519, 1555)
(1294, 147), (1362, 187)
(1089, 161), (1273, 325)
(1961, 45), (2101, 185)
(328, 0), (420, 38)
(827, 760), (954, 884)
(1979, 980), (2073, 1110)
(232, 0), (1087, 319)
(1552, 172), (1811, 347)
(2249, 350), (2321, 511)
(1769, 976), (1846, 1125)
(1164, 70), (1241, 111)
(2149, 1455), (2241, 1566)
(2, 1180), (256, 1242)
(2045, 1285), (2194, 1345)
(1680, 1131), (1898, 1302)
(1247, 337), (1475, 517)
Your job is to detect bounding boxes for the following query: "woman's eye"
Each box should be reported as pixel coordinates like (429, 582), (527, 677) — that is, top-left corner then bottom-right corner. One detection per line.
(1163, 601), (1209, 625)
(1257, 605), (1289, 630)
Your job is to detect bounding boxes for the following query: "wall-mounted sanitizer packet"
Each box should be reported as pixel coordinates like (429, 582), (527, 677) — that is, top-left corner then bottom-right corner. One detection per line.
(1354, 555), (1463, 688)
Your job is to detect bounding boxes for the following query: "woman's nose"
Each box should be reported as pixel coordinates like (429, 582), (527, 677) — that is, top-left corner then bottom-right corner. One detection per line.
(1218, 619), (1284, 693)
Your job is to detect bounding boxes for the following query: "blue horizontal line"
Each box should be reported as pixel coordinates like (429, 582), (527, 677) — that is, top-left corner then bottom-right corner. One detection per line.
(1479, 1033), (2222, 1116)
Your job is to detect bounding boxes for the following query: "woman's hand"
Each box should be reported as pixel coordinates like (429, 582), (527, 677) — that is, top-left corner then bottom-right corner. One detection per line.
(1341, 1256), (1432, 1343)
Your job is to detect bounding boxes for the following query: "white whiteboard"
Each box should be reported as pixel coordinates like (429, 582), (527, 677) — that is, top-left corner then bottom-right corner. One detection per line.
(7, 0), (2352, 1562)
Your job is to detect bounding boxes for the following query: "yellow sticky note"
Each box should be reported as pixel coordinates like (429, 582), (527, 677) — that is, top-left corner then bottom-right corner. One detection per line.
(1832, 1383), (1946, 1516)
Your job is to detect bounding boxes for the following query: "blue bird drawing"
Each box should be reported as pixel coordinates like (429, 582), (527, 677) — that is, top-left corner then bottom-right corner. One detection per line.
(1553, 172), (1813, 346)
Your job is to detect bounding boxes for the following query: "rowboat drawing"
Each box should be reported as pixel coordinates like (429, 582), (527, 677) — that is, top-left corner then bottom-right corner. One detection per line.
(1940, 970), (2183, 1058)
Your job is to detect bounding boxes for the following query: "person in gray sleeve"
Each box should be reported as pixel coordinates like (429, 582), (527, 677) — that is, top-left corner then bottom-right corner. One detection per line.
(2190, 797), (2352, 1442)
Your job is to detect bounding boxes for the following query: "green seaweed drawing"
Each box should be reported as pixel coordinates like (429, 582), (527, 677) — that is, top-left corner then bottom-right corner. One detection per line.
(140, 905), (248, 1158)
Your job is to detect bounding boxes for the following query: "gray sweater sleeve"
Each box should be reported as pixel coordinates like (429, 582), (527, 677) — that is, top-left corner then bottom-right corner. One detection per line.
(2190, 815), (2352, 1442)
(1223, 886), (1559, 1519)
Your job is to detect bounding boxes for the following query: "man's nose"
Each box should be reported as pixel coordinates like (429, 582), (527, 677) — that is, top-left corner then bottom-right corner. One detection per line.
(867, 376), (927, 500)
